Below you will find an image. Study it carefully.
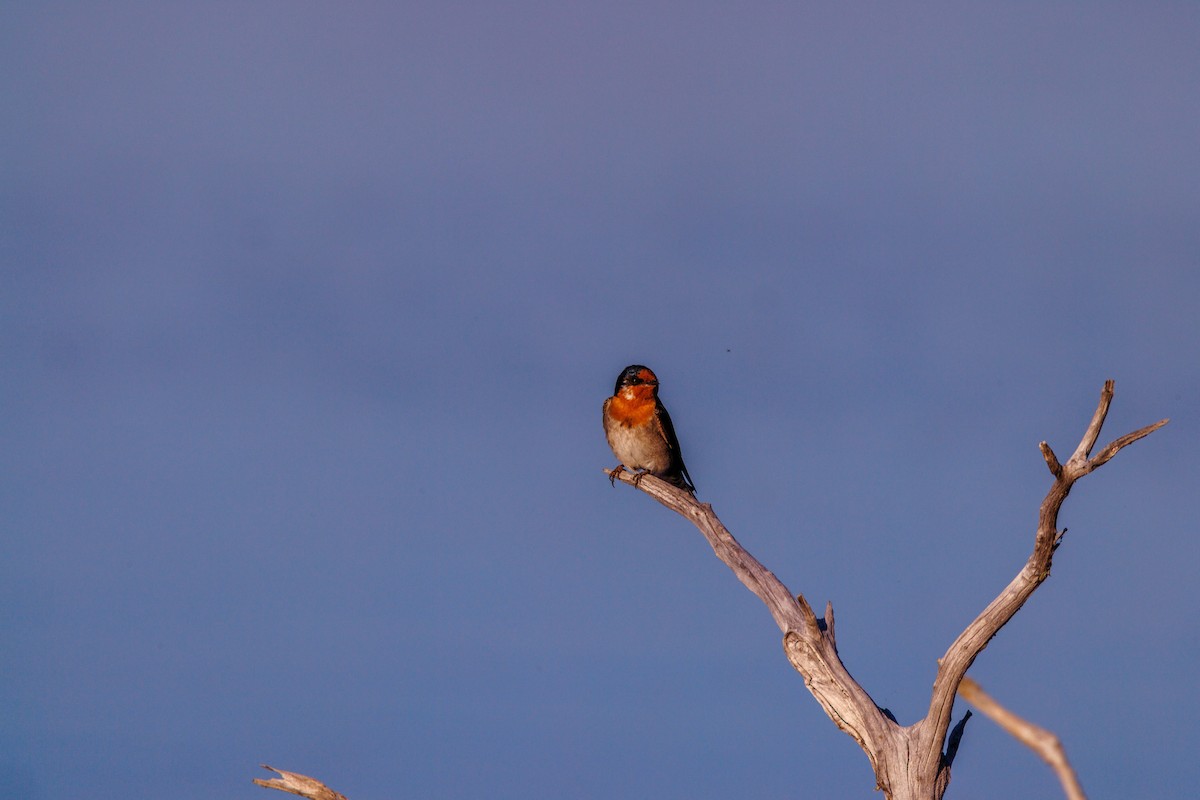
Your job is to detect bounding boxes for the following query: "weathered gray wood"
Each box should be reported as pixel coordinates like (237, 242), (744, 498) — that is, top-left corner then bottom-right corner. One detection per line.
(254, 765), (348, 800)
(606, 380), (1166, 799)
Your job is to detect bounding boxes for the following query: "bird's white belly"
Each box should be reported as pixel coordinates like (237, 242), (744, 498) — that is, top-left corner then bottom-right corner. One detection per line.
(606, 422), (670, 473)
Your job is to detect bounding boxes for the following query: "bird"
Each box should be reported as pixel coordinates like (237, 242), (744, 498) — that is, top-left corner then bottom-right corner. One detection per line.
(602, 364), (696, 493)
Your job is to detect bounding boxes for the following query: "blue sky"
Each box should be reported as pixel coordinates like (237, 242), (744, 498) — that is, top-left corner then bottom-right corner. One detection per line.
(3, 3), (1197, 798)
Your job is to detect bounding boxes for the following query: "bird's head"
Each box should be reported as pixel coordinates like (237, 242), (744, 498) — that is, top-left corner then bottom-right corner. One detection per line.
(614, 364), (659, 396)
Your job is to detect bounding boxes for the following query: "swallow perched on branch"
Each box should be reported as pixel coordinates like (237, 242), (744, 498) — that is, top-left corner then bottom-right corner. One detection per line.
(602, 364), (696, 493)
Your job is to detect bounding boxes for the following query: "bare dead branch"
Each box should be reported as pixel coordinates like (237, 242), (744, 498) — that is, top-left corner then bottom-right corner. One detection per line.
(1039, 442), (1063, 478)
(919, 382), (1166, 788)
(958, 678), (1087, 800)
(1069, 379), (1114, 463)
(604, 468), (901, 786)
(605, 380), (1164, 800)
(1086, 418), (1169, 471)
(603, 470), (810, 634)
(254, 766), (348, 800)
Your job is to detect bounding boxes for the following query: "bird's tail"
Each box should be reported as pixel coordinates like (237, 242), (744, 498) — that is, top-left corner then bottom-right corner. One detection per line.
(664, 470), (696, 494)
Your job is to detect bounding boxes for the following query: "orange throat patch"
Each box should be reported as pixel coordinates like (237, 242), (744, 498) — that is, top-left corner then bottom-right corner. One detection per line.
(607, 387), (657, 427)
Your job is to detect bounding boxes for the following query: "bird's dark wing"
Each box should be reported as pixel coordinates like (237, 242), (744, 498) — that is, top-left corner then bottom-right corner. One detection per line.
(654, 399), (696, 493)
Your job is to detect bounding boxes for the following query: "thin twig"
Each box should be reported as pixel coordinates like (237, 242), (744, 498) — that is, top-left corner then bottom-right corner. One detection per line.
(1039, 442), (1063, 478)
(254, 766), (348, 800)
(1087, 418), (1169, 471)
(1070, 380), (1114, 463)
(958, 679), (1087, 800)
